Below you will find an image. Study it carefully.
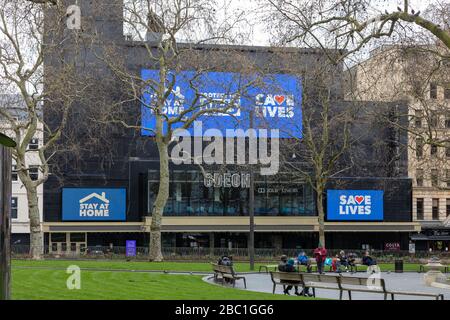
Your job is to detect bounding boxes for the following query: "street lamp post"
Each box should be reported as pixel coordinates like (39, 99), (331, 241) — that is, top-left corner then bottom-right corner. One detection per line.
(0, 146), (12, 300)
(248, 111), (255, 271)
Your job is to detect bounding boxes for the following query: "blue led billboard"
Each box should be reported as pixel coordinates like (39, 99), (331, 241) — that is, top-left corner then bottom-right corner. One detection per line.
(141, 70), (302, 138)
(62, 188), (126, 221)
(327, 190), (384, 221)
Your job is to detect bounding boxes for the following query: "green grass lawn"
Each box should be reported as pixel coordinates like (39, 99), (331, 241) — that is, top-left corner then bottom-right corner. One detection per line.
(11, 260), (313, 300)
(12, 268), (312, 300)
(11, 259), (440, 300)
(12, 259), (433, 273)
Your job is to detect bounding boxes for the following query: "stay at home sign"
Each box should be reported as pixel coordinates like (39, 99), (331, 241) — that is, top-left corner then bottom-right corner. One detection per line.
(327, 190), (384, 221)
(62, 188), (126, 221)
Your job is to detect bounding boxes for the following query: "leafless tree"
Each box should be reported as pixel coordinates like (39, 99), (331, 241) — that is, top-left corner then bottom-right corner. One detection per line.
(95, 0), (258, 261)
(0, 0), (87, 259)
(265, 0), (450, 229)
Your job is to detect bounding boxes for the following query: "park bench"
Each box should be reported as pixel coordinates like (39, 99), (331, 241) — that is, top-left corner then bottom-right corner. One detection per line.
(269, 271), (303, 294)
(270, 272), (341, 296)
(419, 264), (449, 273)
(270, 272), (445, 300)
(259, 264), (278, 273)
(301, 273), (343, 297)
(339, 276), (444, 300)
(211, 263), (247, 288)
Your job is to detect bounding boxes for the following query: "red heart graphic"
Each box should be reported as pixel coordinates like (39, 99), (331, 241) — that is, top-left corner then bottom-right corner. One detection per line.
(274, 95), (285, 105)
(355, 196), (364, 205)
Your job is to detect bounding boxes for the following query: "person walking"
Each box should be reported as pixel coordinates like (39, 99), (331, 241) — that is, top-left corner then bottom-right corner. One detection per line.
(313, 243), (327, 274)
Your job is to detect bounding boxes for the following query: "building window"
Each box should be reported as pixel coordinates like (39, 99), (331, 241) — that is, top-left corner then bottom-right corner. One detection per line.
(447, 199), (450, 217)
(29, 165), (39, 181)
(430, 83), (438, 99)
(11, 197), (18, 219)
(431, 144), (438, 157)
(414, 110), (423, 128)
(12, 164), (17, 182)
(416, 138), (424, 158)
(28, 138), (39, 150)
(417, 198), (424, 220)
(431, 169), (439, 187)
(445, 86), (450, 100)
(416, 169), (424, 187)
(432, 198), (440, 220)
(445, 114), (450, 128)
(447, 170), (450, 188)
(430, 112), (439, 128)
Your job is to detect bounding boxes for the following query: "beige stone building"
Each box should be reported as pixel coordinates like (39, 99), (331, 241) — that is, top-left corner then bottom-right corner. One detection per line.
(349, 45), (450, 250)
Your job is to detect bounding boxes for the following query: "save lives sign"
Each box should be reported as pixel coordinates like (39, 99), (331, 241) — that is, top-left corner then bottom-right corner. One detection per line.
(62, 188), (126, 221)
(327, 190), (384, 221)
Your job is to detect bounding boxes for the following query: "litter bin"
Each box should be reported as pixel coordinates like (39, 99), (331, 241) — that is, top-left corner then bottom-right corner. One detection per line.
(395, 259), (403, 273)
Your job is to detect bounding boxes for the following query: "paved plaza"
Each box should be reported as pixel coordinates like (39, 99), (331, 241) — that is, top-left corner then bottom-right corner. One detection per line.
(204, 272), (449, 300)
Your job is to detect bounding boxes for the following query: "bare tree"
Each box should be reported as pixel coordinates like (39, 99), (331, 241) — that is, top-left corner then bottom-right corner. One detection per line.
(278, 63), (358, 247)
(0, 0), (86, 259)
(264, 0), (450, 236)
(94, 0), (257, 261)
(265, 0), (450, 62)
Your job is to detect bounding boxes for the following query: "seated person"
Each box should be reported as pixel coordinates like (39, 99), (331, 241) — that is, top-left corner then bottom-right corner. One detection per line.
(218, 255), (233, 266)
(331, 255), (341, 272)
(297, 251), (308, 265)
(278, 255), (288, 273)
(362, 251), (377, 266)
(338, 250), (349, 272)
(218, 255), (233, 283)
(283, 259), (301, 296)
(348, 252), (357, 272)
(324, 257), (333, 269)
(297, 251), (312, 272)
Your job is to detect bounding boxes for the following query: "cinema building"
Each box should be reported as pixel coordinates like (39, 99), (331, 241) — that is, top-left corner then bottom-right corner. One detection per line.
(41, 0), (420, 255)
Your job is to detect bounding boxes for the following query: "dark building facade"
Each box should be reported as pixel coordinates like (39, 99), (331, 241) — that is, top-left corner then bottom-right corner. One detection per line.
(41, 0), (419, 254)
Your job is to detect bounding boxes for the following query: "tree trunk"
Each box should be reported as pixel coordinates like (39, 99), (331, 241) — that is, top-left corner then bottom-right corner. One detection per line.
(316, 186), (326, 248)
(148, 140), (169, 262)
(27, 186), (42, 260)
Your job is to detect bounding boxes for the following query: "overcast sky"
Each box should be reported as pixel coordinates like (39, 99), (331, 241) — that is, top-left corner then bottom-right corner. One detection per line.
(234, 0), (441, 46)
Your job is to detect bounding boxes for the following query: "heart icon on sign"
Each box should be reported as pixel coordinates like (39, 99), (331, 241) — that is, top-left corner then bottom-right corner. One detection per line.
(274, 95), (285, 105)
(355, 196), (364, 205)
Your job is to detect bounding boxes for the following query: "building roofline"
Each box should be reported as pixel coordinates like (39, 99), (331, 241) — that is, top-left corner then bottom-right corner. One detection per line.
(123, 39), (345, 56)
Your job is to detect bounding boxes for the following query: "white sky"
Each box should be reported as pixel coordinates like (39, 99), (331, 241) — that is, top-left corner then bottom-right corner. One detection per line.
(233, 0), (440, 46)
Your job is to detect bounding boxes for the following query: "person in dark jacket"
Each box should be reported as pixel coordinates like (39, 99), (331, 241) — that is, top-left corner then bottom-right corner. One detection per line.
(282, 259), (301, 296)
(278, 255), (288, 272)
(218, 255), (233, 266)
(362, 251), (377, 266)
(348, 252), (357, 273)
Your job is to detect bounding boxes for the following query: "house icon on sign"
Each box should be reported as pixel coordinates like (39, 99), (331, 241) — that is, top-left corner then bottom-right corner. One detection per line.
(79, 192), (109, 204)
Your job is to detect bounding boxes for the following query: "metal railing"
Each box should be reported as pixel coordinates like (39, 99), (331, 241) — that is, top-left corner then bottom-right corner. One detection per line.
(10, 245), (450, 263)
